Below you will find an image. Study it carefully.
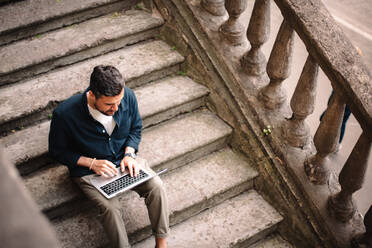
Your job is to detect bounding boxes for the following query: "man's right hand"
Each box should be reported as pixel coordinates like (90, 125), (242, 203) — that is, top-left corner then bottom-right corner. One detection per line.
(92, 159), (118, 177)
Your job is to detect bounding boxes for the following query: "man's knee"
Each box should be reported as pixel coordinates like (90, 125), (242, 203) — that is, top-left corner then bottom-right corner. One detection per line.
(97, 198), (122, 216)
(144, 177), (166, 202)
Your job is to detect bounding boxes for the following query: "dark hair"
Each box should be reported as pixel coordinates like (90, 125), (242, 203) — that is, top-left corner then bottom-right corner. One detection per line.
(90, 65), (125, 98)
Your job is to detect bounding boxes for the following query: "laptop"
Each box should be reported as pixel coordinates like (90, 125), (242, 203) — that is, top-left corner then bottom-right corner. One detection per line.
(90, 160), (167, 199)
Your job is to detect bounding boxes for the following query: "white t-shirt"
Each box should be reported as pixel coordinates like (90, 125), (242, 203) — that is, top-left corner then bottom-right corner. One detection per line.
(87, 104), (116, 136)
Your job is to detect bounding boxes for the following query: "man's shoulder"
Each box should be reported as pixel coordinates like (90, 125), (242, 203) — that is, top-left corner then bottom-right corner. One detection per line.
(122, 87), (137, 105)
(124, 86), (135, 98)
(54, 93), (83, 117)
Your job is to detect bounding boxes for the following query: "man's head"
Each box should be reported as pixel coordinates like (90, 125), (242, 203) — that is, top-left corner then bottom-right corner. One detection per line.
(88, 65), (125, 116)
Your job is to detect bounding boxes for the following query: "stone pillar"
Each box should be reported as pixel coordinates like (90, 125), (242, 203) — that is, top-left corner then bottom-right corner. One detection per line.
(259, 20), (294, 109)
(241, 0), (270, 76)
(219, 0), (247, 45)
(328, 133), (371, 222)
(283, 55), (319, 148)
(352, 205), (372, 247)
(201, 0), (226, 16)
(304, 92), (345, 184)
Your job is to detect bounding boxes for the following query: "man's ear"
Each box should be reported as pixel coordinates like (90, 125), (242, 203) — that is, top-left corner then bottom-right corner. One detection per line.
(88, 90), (95, 99)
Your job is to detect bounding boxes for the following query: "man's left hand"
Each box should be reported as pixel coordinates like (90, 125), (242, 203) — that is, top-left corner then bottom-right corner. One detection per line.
(120, 156), (139, 177)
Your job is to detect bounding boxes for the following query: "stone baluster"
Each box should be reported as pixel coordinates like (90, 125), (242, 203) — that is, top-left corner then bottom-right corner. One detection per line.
(259, 20), (295, 109)
(283, 55), (319, 148)
(352, 205), (372, 247)
(241, 0), (271, 76)
(201, 0), (226, 16)
(328, 133), (371, 222)
(219, 0), (247, 45)
(304, 92), (346, 184)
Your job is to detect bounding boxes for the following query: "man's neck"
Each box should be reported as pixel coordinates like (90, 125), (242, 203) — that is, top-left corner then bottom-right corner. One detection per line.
(86, 92), (96, 110)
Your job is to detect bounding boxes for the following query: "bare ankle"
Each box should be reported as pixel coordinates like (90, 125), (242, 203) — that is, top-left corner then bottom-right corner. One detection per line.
(155, 237), (167, 248)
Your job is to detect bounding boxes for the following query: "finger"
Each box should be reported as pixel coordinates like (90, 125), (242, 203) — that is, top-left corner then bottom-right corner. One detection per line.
(133, 162), (139, 177)
(101, 167), (115, 177)
(127, 163), (133, 177)
(105, 161), (118, 172)
(120, 160), (125, 173)
(104, 162), (118, 175)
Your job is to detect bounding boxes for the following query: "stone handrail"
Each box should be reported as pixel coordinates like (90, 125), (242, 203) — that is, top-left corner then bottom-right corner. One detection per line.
(200, 0), (371, 246)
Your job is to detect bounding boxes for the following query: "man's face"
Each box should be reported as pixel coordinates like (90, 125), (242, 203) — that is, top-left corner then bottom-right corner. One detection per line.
(91, 89), (124, 116)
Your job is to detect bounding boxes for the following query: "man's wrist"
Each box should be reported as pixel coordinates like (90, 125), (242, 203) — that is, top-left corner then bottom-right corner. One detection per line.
(124, 152), (136, 159)
(124, 146), (135, 154)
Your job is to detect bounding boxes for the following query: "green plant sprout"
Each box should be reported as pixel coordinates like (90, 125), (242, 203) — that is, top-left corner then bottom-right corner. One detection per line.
(177, 71), (187, 76)
(263, 125), (272, 136)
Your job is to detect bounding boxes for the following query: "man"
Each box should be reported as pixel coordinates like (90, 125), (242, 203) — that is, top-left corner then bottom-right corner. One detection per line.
(49, 65), (169, 248)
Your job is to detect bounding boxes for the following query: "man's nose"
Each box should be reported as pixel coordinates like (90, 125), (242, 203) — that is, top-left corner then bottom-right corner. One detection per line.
(112, 104), (119, 112)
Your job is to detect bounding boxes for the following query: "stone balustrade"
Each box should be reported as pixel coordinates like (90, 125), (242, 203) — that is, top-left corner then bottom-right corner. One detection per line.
(201, 0), (371, 241)
(351, 205), (372, 247)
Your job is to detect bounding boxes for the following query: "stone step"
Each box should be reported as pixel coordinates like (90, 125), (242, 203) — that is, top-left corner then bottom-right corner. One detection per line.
(1, 77), (209, 174)
(133, 190), (283, 248)
(0, 9), (164, 85)
(250, 234), (293, 248)
(0, 0), (139, 45)
(0, 40), (184, 135)
(51, 148), (260, 247)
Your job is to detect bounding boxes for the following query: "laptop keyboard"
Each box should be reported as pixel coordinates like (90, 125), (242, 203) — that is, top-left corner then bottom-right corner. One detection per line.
(100, 170), (149, 196)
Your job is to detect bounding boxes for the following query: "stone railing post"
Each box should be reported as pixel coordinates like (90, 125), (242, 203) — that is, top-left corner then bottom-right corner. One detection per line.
(219, 0), (247, 45)
(352, 205), (372, 247)
(259, 20), (294, 109)
(241, 0), (270, 76)
(201, 0), (226, 16)
(304, 92), (346, 184)
(283, 55), (319, 148)
(328, 133), (371, 222)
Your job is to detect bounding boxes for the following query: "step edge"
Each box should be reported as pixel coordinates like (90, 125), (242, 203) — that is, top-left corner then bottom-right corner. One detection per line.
(0, 0), (138, 37)
(0, 13), (164, 77)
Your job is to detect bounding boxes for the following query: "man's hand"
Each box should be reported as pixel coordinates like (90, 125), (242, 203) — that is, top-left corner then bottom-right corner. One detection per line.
(120, 156), (139, 177)
(92, 159), (118, 178)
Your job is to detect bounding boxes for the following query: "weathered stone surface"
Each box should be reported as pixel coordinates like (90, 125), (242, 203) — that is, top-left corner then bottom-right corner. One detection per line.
(133, 190), (283, 248)
(137, 76), (209, 127)
(52, 148), (259, 247)
(0, 40), (184, 130)
(24, 165), (79, 215)
(1, 121), (50, 166)
(139, 111), (232, 170)
(0, 0), (140, 45)
(0, 10), (164, 84)
(0, 0), (131, 35)
(1, 77), (209, 167)
(251, 234), (293, 248)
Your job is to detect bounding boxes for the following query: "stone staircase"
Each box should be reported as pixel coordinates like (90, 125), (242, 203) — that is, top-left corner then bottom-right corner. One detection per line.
(0, 1), (293, 247)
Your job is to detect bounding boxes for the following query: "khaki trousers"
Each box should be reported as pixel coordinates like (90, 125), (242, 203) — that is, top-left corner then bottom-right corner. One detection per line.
(73, 161), (169, 248)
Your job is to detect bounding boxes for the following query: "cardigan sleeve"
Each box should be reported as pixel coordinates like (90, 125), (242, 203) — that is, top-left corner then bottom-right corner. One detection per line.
(48, 110), (81, 169)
